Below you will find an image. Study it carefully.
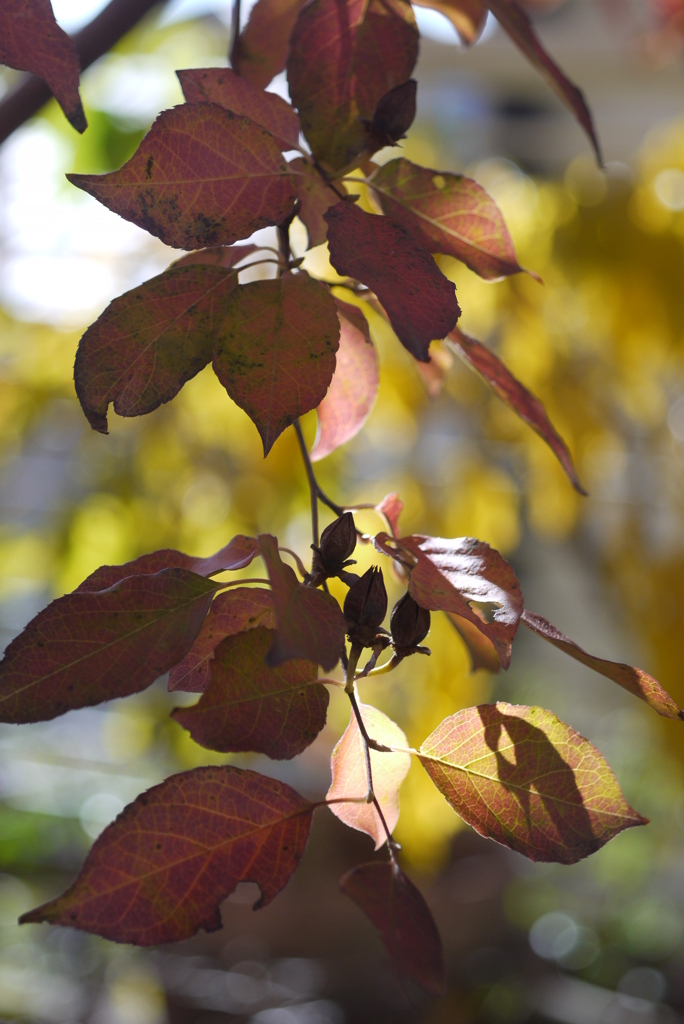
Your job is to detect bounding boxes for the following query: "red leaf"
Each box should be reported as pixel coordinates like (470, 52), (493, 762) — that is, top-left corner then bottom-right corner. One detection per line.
(67, 104), (296, 251)
(0, 0), (85, 132)
(171, 243), (259, 270)
(325, 202), (460, 362)
(311, 299), (378, 461)
(327, 703), (410, 848)
(375, 493), (403, 538)
(287, 0), (418, 171)
(522, 611), (684, 721)
(259, 534), (346, 671)
(418, 703), (647, 864)
(213, 272), (340, 455)
(169, 586), (275, 693)
(447, 612), (502, 674)
(177, 67), (301, 151)
(77, 535), (259, 592)
(0, 569), (220, 724)
(173, 627), (329, 758)
(289, 157), (345, 249)
(374, 532), (522, 668)
(20, 766), (314, 944)
(231, 0), (309, 90)
(449, 328), (586, 495)
(483, 0), (601, 163)
(75, 265), (238, 434)
(340, 862), (446, 996)
(370, 158), (526, 281)
(411, 0), (486, 44)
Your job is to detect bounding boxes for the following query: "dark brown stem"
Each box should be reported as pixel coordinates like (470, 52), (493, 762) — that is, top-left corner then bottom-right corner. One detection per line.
(311, 156), (347, 200)
(348, 688), (398, 862)
(231, 0), (241, 53)
(294, 419), (320, 549)
(0, 0), (169, 145)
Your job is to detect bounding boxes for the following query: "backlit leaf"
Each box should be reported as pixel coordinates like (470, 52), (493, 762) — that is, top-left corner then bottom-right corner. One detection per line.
(75, 265), (237, 434)
(21, 766), (314, 944)
(374, 532), (522, 668)
(375, 493), (403, 538)
(259, 534), (346, 671)
(340, 861), (446, 995)
(171, 244), (259, 269)
(0, 569), (220, 724)
(311, 299), (378, 461)
(447, 612), (501, 673)
(522, 611), (684, 721)
(173, 627), (329, 758)
(213, 272), (340, 455)
(414, 338), (454, 397)
(449, 328), (586, 494)
(327, 703), (410, 848)
(483, 0), (601, 162)
(169, 587), (275, 693)
(368, 79), (417, 148)
(290, 157), (346, 249)
(411, 0), (486, 45)
(371, 158), (525, 280)
(67, 104), (296, 250)
(287, 0), (418, 171)
(325, 202), (460, 362)
(231, 0), (309, 89)
(177, 67), (301, 151)
(0, 0), (85, 132)
(419, 702), (647, 863)
(77, 535), (259, 592)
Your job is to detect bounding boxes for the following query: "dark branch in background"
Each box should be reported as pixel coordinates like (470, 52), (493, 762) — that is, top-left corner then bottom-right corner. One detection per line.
(0, 0), (169, 146)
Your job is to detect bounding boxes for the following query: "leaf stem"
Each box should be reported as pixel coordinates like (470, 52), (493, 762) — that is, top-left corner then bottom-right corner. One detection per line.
(278, 546), (308, 579)
(293, 419), (320, 548)
(356, 654), (401, 678)
(212, 577), (272, 589)
(347, 682), (399, 863)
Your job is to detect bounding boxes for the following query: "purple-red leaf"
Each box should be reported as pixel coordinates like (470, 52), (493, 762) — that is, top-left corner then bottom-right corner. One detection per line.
(231, 0), (309, 90)
(449, 328), (586, 494)
(169, 586), (275, 693)
(20, 766), (313, 944)
(0, 0), (85, 132)
(374, 532), (522, 668)
(67, 104), (296, 250)
(287, 0), (418, 171)
(77, 535), (259, 592)
(327, 703), (410, 848)
(371, 158), (526, 281)
(522, 611), (684, 721)
(75, 265), (237, 434)
(419, 703), (646, 864)
(259, 534), (346, 671)
(368, 79), (417, 148)
(177, 67), (301, 151)
(213, 272), (340, 455)
(411, 0), (486, 44)
(289, 157), (345, 249)
(483, 0), (601, 162)
(171, 243), (259, 270)
(325, 202), (460, 362)
(173, 626), (328, 758)
(0, 569), (220, 724)
(311, 299), (378, 461)
(340, 862), (446, 996)
(447, 612), (502, 674)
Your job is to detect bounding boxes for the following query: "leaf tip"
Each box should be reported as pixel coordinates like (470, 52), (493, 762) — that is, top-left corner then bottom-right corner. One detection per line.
(67, 103), (88, 135)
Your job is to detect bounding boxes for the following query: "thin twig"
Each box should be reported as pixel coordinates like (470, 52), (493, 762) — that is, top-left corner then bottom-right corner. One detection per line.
(212, 577), (272, 589)
(293, 419), (320, 548)
(348, 688), (398, 862)
(278, 546), (308, 579)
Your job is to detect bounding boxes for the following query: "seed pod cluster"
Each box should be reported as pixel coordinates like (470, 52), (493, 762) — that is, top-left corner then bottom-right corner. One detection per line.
(344, 566), (390, 649)
(390, 593), (431, 656)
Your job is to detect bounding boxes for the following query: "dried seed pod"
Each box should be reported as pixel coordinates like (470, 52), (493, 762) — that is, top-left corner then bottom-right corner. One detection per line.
(391, 593), (431, 649)
(319, 512), (356, 571)
(344, 566), (388, 630)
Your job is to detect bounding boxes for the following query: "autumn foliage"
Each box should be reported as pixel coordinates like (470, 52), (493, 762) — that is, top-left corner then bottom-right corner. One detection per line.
(0, 0), (680, 998)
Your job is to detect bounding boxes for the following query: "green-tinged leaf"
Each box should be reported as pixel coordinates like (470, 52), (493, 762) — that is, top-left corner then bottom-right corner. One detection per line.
(67, 104), (296, 250)
(173, 626), (329, 758)
(259, 534), (346, 671)
(374, 532), (522, 668)
(75, 264), (237, 434)
(340, 862), (446, 995)
(371, 158), (526, 281)
(169, 587), (275, 693)
(213, 272), (340, 455)
(0, 0), (86, 131)
(327, 703), (410, 848)
(311, 299), (378, 461)
(21, 766), (314, 944)
(411, 0), (486, 44)
(177, 67), (301, 151)
(522, 611), (684, 721)
(77, 535), (259, 592)
(231, 0), (309, 89)
(290, 157), (346, 249)
(449, 328), (586, 494)
(419, 702), (647, 864)
(0, 569), (220, 724)
(287, 0), (418, 171)
(325, 202), (460, 362)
